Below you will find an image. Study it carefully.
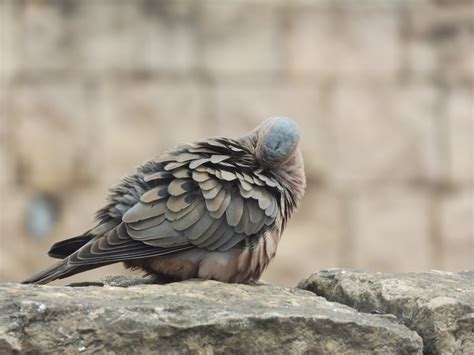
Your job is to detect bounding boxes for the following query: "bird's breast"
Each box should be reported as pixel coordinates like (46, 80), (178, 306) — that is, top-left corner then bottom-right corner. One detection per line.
(140, 228), (281, 283)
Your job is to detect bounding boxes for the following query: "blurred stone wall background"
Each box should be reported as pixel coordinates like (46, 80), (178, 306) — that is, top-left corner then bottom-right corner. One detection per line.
(0, 0), (472, 286)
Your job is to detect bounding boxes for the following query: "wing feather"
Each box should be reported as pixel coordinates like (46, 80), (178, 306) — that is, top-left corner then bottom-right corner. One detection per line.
(69, 241), (192, 265)
(247, 198), (264, 224)
(202, 184), (222, 199)
(173, 168), (192, 179)
(183, 213), (215, 240)
(226, 191), (244, 227)
(199, 178), (219, 190)
(172, 200), (206, 231)
(128, 214), (167, 231)
(206, 228), (235, 250)
(217, 233), (247, 251)
(209, 192), (231, 219)
(235, 202), (250, 234)
(140, 185), (169, 203)
(144, 171), (172, 182)
(165, 197), (200, 221)
(127, 220), (179, 239)
(205, 188), (227, 212)
(167, 193), (196, 212)
(192, 217), (224, 245)
(168, 179), (196, 196)
(192, 171), (210, 182)
(90, 142), (281, 261)
(199, 219), (228, 247)
(122, 201), (167, 223)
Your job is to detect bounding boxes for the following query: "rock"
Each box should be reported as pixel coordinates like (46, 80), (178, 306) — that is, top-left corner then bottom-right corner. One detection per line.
(0, 277), (422, 354)
(299, 269), (474, 354)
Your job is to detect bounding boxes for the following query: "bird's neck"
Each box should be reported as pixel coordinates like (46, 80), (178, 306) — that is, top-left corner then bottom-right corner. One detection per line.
(274, 148), (306, 220)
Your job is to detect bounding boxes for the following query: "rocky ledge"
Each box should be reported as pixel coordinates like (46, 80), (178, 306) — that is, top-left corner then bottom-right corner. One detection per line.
(299, 269), (474, 354)
(0, 270), (472, 354)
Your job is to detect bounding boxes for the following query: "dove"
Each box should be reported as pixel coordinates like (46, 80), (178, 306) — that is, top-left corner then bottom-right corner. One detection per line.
(23, 117), (306, 284)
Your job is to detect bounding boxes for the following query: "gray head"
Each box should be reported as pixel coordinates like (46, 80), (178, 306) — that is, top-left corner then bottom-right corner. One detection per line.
(243, 117), (300, 166)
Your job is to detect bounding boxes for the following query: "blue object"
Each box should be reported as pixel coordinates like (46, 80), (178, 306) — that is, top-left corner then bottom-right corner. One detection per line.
(26, 194), (59, 239)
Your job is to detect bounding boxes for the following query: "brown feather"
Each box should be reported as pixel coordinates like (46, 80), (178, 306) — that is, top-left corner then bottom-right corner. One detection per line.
(23, 118), (306, 285)
(140, 186), (169, 203)
(122, 201), (167, 223)
(209, 192), (231, 219)
(199, 178), (219, 191)
(128, 214), (167, 231)
(172, 200), (206, 231)
(205, 188), (227, 212)
(226, 191), (244, 227)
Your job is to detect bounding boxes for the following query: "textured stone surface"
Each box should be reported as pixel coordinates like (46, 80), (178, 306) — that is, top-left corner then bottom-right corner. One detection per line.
(0, 276), (422, 354)
(299, 269), (474, 354)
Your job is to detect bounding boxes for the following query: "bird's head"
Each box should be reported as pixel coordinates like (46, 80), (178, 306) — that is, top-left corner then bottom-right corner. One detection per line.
(241, 117), (301, 167)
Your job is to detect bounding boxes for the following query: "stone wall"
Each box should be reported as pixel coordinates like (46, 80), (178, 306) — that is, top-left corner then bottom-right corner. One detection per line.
(1, 270), (473, 353)
(0, 0), (473, 285)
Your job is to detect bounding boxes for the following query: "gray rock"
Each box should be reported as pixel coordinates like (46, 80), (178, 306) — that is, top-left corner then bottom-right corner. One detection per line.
(0, 277), (422, 354)
(299, 269), (474, 355)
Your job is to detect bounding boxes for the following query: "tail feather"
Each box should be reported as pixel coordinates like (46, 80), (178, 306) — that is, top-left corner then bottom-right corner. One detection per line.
(21, 260), (107, 285)
(22, 259), (72, 284)
(47, 235), (93, 259)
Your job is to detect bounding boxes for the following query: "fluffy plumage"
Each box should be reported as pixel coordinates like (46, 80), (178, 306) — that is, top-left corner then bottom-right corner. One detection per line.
(23, 117), (306, 284)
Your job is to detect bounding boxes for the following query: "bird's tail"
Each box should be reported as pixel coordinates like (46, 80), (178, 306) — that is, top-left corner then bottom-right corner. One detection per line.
(21, 259), (104, 285)
(22, 259), (72, 284)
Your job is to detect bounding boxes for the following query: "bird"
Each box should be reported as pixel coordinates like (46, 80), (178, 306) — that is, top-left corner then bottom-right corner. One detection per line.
(23, 117), (306, 285)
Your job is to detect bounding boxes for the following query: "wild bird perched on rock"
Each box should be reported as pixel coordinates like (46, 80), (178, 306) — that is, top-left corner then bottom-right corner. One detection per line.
(23, 117), (306, 284)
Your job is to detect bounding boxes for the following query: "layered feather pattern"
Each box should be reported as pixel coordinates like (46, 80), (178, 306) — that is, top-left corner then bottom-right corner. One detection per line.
(23, 118), (306, 285)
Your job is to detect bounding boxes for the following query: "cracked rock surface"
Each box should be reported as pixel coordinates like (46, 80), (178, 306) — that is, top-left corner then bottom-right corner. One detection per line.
(299, 269), (474, 355)
(0, 276), (422, 354)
